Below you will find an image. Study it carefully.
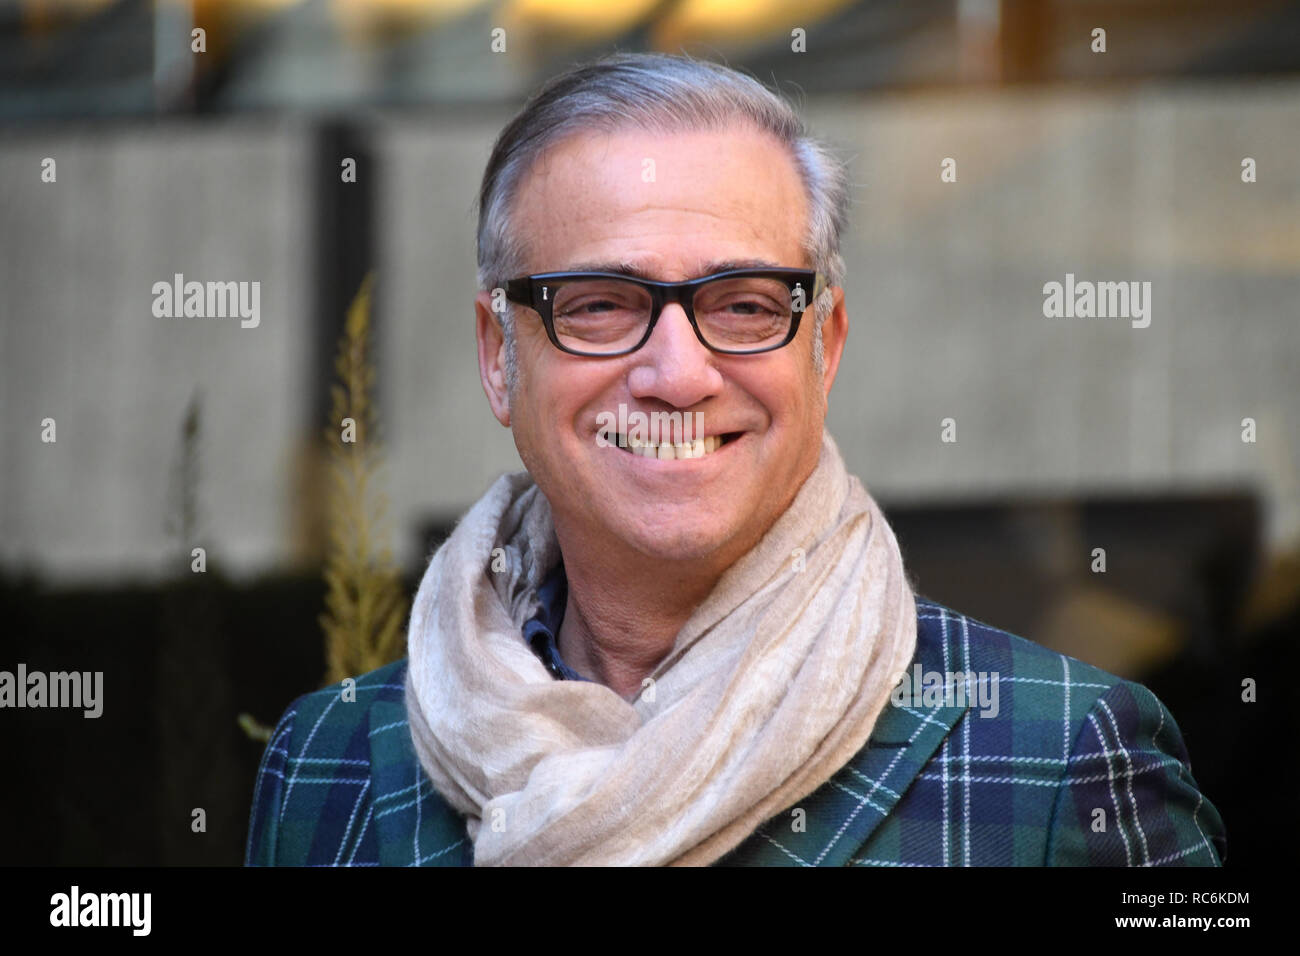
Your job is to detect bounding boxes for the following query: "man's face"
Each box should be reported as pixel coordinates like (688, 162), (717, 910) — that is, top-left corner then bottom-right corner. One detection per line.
(476, 122), (847, 570)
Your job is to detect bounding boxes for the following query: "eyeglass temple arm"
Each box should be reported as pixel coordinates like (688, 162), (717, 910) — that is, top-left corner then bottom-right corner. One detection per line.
(504, 278), (531, 305)
(811, 272), (828, 303)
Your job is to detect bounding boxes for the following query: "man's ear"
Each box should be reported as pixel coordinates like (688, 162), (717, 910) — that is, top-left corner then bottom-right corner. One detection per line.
(819, 286), (849, 402)
(475, 290), (511, 428)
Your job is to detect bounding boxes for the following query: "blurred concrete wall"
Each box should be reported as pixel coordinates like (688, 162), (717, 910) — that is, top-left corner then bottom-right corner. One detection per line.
(2, 80), (1297, 584)
(0, 119), (314, 581)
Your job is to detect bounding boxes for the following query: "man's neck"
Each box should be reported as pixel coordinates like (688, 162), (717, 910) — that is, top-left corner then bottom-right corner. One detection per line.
(553, 533), (743, 699)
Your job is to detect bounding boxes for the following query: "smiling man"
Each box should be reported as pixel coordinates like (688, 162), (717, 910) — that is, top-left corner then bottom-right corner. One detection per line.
(246, 52), (1226, 867)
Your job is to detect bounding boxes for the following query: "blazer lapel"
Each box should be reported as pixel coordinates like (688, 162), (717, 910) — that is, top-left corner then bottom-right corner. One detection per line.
(724, 603), (969, 866)
(809, 696), (968, 866)
(810, 603), (971, 866)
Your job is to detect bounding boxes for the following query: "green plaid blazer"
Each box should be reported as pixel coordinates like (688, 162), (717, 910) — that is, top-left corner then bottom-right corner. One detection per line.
(245, 597), (1226, 866)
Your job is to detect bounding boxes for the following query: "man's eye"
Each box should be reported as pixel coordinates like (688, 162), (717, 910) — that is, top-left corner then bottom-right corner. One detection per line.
(715, 298), (782, 316)
(571, 299), (618, 314)
(559, 298), (639, 317)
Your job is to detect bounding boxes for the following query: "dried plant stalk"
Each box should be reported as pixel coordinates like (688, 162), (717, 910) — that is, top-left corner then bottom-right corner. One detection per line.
(319, 273), (408, 685)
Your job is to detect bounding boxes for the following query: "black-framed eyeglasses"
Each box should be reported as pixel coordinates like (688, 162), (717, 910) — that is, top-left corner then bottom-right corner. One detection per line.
(503, 268), (827, 357)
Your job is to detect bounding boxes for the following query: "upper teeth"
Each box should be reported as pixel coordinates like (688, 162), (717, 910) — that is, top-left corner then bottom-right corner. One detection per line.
(614, 433), (727, 460)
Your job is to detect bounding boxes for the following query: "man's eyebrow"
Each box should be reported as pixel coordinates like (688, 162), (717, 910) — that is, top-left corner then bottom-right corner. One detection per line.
(558, 258), (783, 279)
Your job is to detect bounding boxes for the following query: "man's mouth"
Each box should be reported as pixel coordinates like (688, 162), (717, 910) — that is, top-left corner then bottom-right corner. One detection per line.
(609, 432), (743, 460)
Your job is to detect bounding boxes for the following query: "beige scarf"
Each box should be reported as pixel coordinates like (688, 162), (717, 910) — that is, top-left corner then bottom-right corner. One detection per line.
(404, 426), (916, 866)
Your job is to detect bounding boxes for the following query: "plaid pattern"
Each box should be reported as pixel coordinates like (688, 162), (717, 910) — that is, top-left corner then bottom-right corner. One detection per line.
(245, 597), (1226, 866)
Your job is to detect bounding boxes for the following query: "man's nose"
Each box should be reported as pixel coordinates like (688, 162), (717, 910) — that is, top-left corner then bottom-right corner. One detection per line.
(626, 302), (722, 407)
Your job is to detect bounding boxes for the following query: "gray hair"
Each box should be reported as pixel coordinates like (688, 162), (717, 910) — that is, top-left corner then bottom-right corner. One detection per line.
(474, 51), (849, 393)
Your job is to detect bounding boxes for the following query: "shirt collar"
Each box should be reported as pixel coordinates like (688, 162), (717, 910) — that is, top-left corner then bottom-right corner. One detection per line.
(521, 560), (592, 682)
